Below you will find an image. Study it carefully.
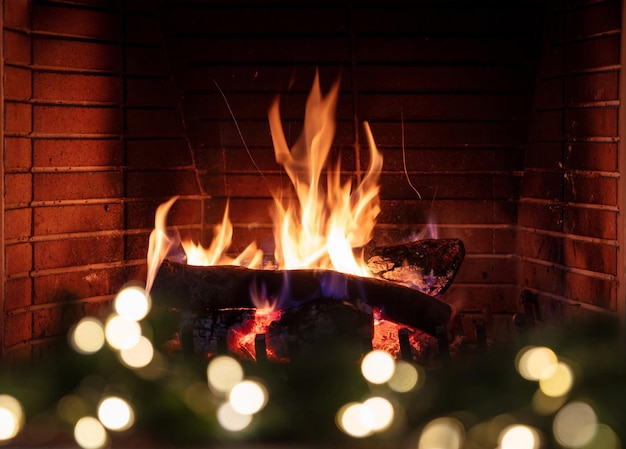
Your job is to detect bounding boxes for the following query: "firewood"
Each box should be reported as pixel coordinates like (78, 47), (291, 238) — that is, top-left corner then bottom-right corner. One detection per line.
(365, 238), (465, 296)
(150, 259), (452, 337)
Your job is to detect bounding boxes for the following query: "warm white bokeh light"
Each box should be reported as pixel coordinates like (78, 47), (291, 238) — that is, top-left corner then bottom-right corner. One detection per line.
(70, 317), (105, 355)
(229, 380), (268, 415)
(553, 401), (598, 448)
(388, 360), (419, 392)
(74, 416), (108, 449)
(0, 395), (23, 441)
(217, 401), (253, 432)
(361, 350), (395, 384)
(531, 389), (567, 415)
(119, 336), (154, 368)
(337, 402), (373, 438)
(105, 314), (142, 350)
(97, 396), (135, 431)
(114, 285), (151, 321)
(418, 417), (464, 449)
(499, 424), (541, 449)
(207, 356), (244, 395)
(362, 396), (394, 432)
(539, 361), (574, 397)
(516, 346), (558, 381)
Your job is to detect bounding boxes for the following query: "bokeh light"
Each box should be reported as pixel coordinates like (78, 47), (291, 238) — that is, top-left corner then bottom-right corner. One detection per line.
(337, 402), (373, 438)
(553, 401), (598, 448)
(229, 380), (268, 415)
(114, 285), (151, 321)
(0, 395), (23, 441)
(531, 389), (568, 415)
(97, 396), (135, 431)
(516, 346), (558, 381)
(119, 335), (154, 368)
(418, 417), (465, 449)
(57, 395), (89, 425)
(499, 424), (541, 449)
(74, 416), (108, 449)
(539, 361), (574, 397)
(388, 360), (420, 393)
(104, 314), (142, 350)
(361, 350), (395, 384)
(207, 355), (244, 395)
(217, 401), (252, 432)
(69, 317), (105, 355)
(362, 396), (394, 431)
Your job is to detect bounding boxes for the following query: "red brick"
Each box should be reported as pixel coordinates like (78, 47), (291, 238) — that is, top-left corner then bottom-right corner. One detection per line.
(518, 231), (563, 264)
(533, 78), (563, 109)
(4, 30), (30, 64)
(125, 46), (168, 75)
(5, 312), (32, 346)
(34, 72), (123, 103)
(126, 139), (192, 168)
(565, 35), (620, 72)
(454, 256), (517, 284)
(125, 78), (178, 107)
(564, 175), (617, 206)
(4, 0), (30, 28)
(33, 3), (121, 40)
(4, 137), (32, 169)
(125, 13), (161, 43)
(565, 107), (618, 139)
(125, 109), (184, 137)
(5, 208), (31, 240)
(563, 206), (617, 240)
(5, 102), (32, 133)
(34, 105), (122, 135)
(565, 71), (619, 104)
(33, 38), (122, 71)
(33, 235), (124, 270)
(517, 201), (563, 233)
(34, 267), (126, 305)
(562, 271), (616, 311)
(33, 203), (124, 235)
(6, 243), (32, 276)
(444, 284), (518, 314)
(4, 66), (32, 100)
(519, 260), (564, 298)
(520, 171), (563, 201)
(33, 172), (123, 201)
(5, 173), (32, 204)
(125, 170), (201, 198)
(563, 239), (617, 275)
(565, 1), (621, 40)
(6, 278), (32, 311)
(33, 305), (83, 339)
(33, 139), (123, 167)
(125, 198), (202, 229)
(529, 110), (563, 141)
(565, 142), (617, 171)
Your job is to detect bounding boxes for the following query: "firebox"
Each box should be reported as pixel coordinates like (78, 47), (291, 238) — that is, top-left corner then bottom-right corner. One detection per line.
(2, 0), (625, 363)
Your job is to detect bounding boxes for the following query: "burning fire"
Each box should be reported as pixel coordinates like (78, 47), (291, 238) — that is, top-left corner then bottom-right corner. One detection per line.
(146, 72), (383, 290)
(145, 73), (393, 360)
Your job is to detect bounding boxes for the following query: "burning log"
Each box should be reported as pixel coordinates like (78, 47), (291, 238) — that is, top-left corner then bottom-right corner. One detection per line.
(150, 259), (452, 337)
(366, 238), (465, 296)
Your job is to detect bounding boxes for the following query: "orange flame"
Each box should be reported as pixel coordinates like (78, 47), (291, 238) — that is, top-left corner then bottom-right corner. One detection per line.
(268, 73), (383, 276)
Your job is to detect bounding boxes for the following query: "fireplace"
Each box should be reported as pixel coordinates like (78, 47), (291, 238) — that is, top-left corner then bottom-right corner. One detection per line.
(2, 0), (624, 361)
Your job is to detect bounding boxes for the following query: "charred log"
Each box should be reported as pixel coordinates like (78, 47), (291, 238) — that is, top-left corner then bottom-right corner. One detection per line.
(150, 259), (452, 337)
(365, 238), (465, 296)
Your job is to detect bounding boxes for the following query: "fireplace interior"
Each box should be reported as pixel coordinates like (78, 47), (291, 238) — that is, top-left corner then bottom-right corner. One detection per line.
(1, 0), (626, 445)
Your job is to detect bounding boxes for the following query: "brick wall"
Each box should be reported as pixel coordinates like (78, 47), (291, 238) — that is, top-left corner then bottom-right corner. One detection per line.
(3, 0), (622, 357)
(2, 0), (202, 360)
(519, 0), (622, 329)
